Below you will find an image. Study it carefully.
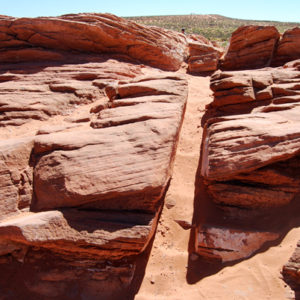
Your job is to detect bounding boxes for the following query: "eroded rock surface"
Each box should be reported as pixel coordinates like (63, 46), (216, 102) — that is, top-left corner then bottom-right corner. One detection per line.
(196, 226), (279, 263)
(197, 60), (300, 263)
(0, 13), (188, 300)
(273, 27), (300, 67)
(187, 38), (223, 73)
(220, 25), (280, 71)
(0, 13), (187, 71)
(0, 55), (141, 127)
(283, 241), (300, 292)
(33, 74), (187, 212)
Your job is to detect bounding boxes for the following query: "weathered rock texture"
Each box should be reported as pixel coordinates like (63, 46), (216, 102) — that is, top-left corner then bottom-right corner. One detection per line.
(196, 226), (279, 263)
(33, 73), (187, 212)
(0, 13), (188, 300)
(272, 27), (300, 67)
(220, 25), (280, 70)
(0, 13), (187, 71)
(283, 241), (300, 291)
(0, 55), (141, 127)
(187, 37), (223, 73)
(220, 25), (300, 71)
(197, 60), (300, 263)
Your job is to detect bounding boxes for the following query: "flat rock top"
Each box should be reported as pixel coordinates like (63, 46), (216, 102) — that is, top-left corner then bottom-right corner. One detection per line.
(202, 63), (300, 181)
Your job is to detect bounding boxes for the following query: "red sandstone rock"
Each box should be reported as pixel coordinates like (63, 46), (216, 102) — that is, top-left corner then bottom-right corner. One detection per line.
(0, 138), (33, 219)
(201, 109), (300, 181)
(0, 14), (188, 297)
(196, 225), (279, 263)
(188, 41), (223, 73)
(207, 67), (300, 116)
(198, 62), (300, 264)
(0, 55), (141, 127)
(220, 25), (280, 70)
(0, 58), (187, 299)
(0, 13), (187, 71)
(0, 209), (156, 259)
(202, 68), (300, 209)
(283, 241), (300, 291)
(33, 74), (187, 212)
(272, 27), (300, 67)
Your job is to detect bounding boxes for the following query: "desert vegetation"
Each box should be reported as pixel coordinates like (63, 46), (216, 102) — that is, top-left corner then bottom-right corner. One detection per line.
(127, 14), (300, 43)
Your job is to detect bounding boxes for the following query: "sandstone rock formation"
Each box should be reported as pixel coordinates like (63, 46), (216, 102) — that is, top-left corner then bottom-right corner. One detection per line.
(196, 226), (279, 263)
(220, 25), (300, 71)
(283, 240), (300, 291)
(197, 60), (300, 263)
(0, 13), (187, 71)
(187, 38), (223, 73)
(272, 27), (300, 67)
(0, 13), (188, 299)
(0, 54), (141, 127)
(220, 25), (280, 70)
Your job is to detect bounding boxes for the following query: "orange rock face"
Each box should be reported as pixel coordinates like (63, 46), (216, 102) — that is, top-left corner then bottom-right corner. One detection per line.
(33, 74), (187, 212)
(187, 38), (223, 73)
(0, 13), (188, 299)
(283, 240), (300, 291)
(197, 61), (300, 263)
(220, 25), (300, 71)
(196, 226), (279, 262)
(0, 13), (187, 71)
(220, 25), (280, 70)
(273, 27), (300, 67)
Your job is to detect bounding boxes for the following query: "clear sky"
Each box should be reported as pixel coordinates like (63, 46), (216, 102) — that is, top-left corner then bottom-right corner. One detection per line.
(1, 0), (299, 22)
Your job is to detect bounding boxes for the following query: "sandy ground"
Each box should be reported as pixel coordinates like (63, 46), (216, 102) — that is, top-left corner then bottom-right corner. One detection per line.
(134, 73), (300, 300)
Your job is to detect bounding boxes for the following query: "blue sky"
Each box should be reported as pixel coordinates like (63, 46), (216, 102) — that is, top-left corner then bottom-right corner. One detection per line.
(1, 0), (299, 22)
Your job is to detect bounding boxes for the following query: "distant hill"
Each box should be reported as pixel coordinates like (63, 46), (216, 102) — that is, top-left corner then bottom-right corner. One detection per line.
(127, 14), (300, 43)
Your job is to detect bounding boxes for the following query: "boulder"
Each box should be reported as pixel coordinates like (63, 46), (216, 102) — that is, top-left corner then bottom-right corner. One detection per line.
(188, 41), (223, 73)
(220, 25), (280, 70)
(272, 27), (300, 67)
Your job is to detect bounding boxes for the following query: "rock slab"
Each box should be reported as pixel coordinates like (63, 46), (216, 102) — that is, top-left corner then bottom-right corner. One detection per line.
(196, 61), (300, 263)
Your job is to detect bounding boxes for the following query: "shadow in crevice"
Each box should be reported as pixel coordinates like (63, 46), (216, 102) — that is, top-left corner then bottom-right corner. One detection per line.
(125, 226), (157, 299)
(125, 181), (170, 299)
(186, 70), (215, 77)
(201, 98), (273, 127)
(60, 208), (155, 234)
(186, 145), (300, 284)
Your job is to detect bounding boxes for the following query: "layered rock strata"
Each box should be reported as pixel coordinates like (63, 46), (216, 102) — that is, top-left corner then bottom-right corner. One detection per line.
(196, 60), (300, 263)
(283, 241), (300, 292)
(0, 13), (188, 300)
(187, 38), (223, 73)
(0, 65), (187, 299)
(220, 25), (280, 70)
(220, 25), (300, 71)
(272, 27), (300, 67)
(0, 13), (187, 71)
